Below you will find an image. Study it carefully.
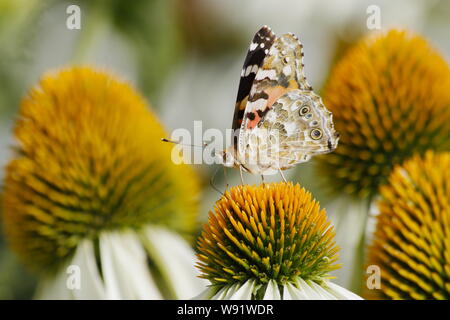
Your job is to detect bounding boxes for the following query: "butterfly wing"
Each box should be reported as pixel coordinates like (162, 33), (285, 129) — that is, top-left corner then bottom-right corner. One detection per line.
(237, 32), (312, 154)
(251, 90), (339, 170)
(231, 26), (276, 148)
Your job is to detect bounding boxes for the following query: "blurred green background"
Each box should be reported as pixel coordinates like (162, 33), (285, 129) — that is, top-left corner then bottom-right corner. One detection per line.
(0, 0), (449, 299)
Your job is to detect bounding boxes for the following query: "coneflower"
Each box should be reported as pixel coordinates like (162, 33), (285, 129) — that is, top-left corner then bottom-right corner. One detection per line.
(2, 67), (206, 299)
(366, 151), (450, 300)
(313, 29), (450, 292)
(195, 182), (361, 299)
(318, 29), (450, 198)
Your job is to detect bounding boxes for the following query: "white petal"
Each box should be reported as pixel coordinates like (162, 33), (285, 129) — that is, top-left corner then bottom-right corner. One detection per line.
(307, 280), (338, 300)
(35, 240), (106, 299)
(99, 232), (162, 299)
(263, 280), (281, 300)
(324, 281), (363, 300)
(295, 278), (323, 299)
(212, 285), (234, 300)
(228, 280), (255, 300)
(192, 286), (219, 300)
(325, 196), (370, 288)
(282, 282), (309, 300)
(142, 226), (208, 299)
(34, 268), (74, 300)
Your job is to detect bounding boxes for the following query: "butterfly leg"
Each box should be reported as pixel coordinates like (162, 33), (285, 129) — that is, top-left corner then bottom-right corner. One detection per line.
(223, 167), (229, 190)
(239, 165), (245, 185)
(279, 169), (287, 183)
(261, 174), (265, 185)
(210, 166), (224, 195)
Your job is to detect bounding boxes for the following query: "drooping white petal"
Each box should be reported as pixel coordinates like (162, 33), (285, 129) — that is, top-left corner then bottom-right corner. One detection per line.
(142, 226), (208, 299)
(282, 282), (309, 300)
(99, 231), (162, 299)
(325, 196), (370, 288)
(324, 281), (363, 300)
(35, 240), (106, 299)
(192, 286), (218, 300)
(263, 280), (281, 300)
(212, 285), (235, 300)
(307, 280), (338, 300)
(228, 280), (256, 300)
(295, 278), (324, 299)
(34, 271), (73, 300)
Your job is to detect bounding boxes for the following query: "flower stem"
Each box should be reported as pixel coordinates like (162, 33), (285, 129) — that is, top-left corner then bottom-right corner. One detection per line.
(349, 198), (371, 294)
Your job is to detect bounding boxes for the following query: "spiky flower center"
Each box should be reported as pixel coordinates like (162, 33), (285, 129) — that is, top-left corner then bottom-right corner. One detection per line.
(318, 30), (450, 198)
(2, 67), (199, 273)
(197, 182), (339, 293)
(367, 151), (450, 300)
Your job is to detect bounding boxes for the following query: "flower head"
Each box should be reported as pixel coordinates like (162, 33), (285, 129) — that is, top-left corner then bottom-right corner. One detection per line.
(196, 182), (361, 299)
(2, 67), (199, 282)
(317, 30), (450, 198)
(367, 151), (450, 300)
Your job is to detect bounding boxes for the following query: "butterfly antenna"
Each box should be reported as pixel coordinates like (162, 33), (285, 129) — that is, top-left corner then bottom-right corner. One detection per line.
(210, 166), (224, 196)
(161, 138), (209, 149)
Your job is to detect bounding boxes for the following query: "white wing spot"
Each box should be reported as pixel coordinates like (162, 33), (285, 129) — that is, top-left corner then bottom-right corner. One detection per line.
(244, 65), (252, 76)
(283, 65), (292, 76)
(249, 42), (258, 51)
(255, 69), (277, 80)
(248, 98), (267, 111)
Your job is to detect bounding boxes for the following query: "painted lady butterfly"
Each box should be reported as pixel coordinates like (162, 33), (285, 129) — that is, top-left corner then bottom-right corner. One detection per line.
(221, 25), (339, 181)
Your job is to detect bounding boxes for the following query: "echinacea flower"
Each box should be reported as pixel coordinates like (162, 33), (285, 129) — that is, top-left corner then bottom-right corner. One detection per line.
(318, 29), (450, 199)
(313, 29), (450, 292)
(195, 182), (361, 299)
(2, 67), (207, 299)
(366, 151), (450, 300)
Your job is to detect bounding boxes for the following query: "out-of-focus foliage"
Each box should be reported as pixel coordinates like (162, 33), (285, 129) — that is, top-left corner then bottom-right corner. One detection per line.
(0, 0), (46, 115)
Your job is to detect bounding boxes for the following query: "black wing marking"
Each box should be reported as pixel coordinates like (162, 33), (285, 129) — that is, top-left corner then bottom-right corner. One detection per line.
(231, 26), (276, 131)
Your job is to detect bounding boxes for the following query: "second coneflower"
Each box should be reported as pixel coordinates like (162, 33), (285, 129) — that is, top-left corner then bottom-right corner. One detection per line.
(195, 182), (361, 299)
(313, 29), (450, 293)
(2, 67), (207, 299)
(366, 151), (450, 300)
(318, 29), (450, 198)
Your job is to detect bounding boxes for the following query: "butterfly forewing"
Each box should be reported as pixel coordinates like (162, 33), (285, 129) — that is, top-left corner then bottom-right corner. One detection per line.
(241, 33), (312, 132)
(232, 26), (276, 139)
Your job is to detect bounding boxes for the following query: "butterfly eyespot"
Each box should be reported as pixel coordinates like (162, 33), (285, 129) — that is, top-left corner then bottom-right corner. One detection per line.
(310, 120), (319, 127)
(310, 129), (322, 140)
(305, 113), (313, 119)
(299, 106), (310, 116)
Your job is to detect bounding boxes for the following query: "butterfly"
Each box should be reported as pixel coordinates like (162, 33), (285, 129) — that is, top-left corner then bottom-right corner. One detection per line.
(220, 25), (339, 182)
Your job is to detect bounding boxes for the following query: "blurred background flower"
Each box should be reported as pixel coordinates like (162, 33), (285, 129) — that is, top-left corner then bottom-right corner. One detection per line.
(2, 67), (206, 299)
(1, 0), (450, 299)
(366, 151), (450, 300)
(196, 182), (361, 299)
(318, 30), (450, 199)
(314, 29), (450, 292)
